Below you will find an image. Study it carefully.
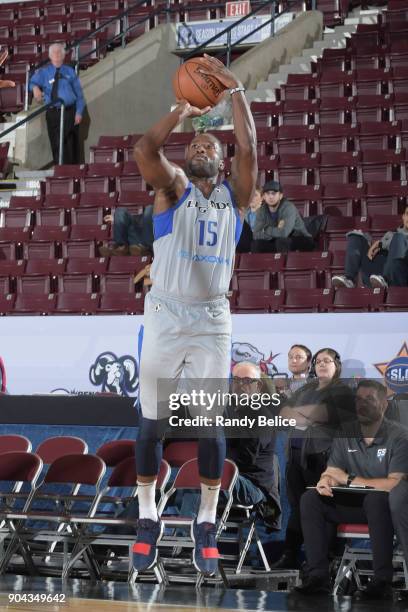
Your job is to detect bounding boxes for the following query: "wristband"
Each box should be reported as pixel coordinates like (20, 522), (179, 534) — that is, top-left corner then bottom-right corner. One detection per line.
(229, 86), (246, 95)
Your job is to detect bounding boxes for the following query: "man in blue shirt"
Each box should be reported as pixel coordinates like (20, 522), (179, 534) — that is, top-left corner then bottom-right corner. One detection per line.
(29, 43), (85, 165)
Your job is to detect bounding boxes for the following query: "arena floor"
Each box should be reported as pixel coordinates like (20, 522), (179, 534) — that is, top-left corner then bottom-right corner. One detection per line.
(0, 576), (407, 612)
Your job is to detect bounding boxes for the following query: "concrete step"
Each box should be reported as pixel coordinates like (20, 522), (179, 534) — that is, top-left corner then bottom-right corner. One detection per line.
(15, 169), (53, 180)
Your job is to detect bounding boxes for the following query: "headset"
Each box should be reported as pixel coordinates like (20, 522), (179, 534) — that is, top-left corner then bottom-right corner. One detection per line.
(309, 348), (341, 379)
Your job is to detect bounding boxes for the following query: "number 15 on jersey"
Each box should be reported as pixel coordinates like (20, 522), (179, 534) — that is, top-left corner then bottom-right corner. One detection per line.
(198, 220), (218, 247)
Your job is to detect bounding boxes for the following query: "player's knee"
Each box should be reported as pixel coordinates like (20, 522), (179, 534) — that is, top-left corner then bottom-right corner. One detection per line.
(198, 436), (226, 480)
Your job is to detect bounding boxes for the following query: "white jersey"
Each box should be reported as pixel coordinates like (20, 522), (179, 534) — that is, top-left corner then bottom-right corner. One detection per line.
(150, 180), (242, 302)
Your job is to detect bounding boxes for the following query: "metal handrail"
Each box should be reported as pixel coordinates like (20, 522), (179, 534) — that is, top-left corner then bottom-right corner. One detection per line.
(0, 99), (66, 164)
(1, 0), (310, 153)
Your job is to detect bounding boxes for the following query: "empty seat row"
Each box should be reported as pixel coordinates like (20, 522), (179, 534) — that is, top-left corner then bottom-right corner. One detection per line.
(0, 272), (143, 294)
(8, 192), (153, 210)
(0, 255), (151, 276)
(1, 287), (407, 316)
(251, 95), (408, 126)
(231, 287), (408, 313)
(0, 292), (144, 314)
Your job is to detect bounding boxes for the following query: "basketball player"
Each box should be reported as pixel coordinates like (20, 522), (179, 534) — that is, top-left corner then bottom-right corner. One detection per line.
(132, 54), (257, 576)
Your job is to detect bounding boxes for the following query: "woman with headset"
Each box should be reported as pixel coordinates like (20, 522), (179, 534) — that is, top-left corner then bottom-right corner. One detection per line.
(272, 347), (355, 570)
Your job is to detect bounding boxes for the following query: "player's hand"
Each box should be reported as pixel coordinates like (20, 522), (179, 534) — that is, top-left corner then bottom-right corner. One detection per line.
(176, 99), (211, 120)
(103, 214), (113, 224)
(0, 49), (8, 67)
(197, 53), (243, 90)
(75, 114), (82, 125)
(0, 80), (15, 89)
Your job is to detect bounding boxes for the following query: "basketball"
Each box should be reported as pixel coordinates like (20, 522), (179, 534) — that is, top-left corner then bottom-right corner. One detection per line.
(172, 57), (227, 109)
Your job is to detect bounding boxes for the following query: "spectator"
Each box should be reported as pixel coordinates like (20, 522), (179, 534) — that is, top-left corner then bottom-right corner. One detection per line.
(177, 362), (282, 530)
(227, 361), (281, 529)
(245, 187), (262, 231)
(29, 43), (85, 165)
(332, 205), (408, 289)
(251, 181), (315, 253)
(272, 348), (355, 569)
(296, 380), (408, 597)
(100, 206), (154, 257)
(287, 344), (312, 392)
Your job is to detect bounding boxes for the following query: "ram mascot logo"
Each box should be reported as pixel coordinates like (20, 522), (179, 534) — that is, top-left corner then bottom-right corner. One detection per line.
(89, 352), (139, 397)
(231, 342), (279, 377)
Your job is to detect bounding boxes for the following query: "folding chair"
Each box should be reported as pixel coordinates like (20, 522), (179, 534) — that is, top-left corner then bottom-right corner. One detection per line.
(0, 435), (31, 453)
(96, 440), (135, 467)
(149, 458), (238, 586)
(0, 452), (43, 573)
(35, 437), (88, 465)
(0, 454), (106, 577)
(333, 523), (408, 595)
(62, 457), (171, 581)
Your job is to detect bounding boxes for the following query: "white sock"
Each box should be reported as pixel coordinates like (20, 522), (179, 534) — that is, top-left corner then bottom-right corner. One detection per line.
(197, 483), (221, 525)
(137, 480), (158, 521)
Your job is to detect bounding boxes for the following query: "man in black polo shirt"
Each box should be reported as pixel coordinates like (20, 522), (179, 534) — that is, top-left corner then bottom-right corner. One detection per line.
(295, 379), (408, 598)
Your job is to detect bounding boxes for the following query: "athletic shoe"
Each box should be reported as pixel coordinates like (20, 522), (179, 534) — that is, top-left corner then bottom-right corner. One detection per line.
(332, 275), (355, 289)
(369, 274), (388, 289)
(293, 574), (331, 595)
(129, 244), (151, 256)
(355, 578), (393, 600)
(99, 244), (129, 257)
(191, 519), (219, 576)
(132, 518), (163, 572)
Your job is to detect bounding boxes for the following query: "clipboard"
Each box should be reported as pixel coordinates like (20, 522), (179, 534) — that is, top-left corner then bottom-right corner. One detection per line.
(307, 486), (389, 493)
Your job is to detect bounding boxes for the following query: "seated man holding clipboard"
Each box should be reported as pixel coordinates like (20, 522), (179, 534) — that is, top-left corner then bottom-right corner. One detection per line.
(295, 379), (408, 598)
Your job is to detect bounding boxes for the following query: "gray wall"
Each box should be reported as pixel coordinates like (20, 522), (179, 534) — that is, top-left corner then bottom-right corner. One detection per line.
(22, 24), (180, 169)
(231, 10), (323, 90)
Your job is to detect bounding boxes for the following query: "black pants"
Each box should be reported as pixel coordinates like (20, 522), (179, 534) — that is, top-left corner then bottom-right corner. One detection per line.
(284, 447), (327, 555)
(301, 485), (408, 581)
(345, 232), (408, 287)
(46, 105), (78, 165)
(251, 235), (315, 253)
(345, 234), (387, 286)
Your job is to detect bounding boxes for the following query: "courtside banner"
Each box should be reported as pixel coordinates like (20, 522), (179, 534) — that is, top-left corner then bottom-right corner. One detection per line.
(0, 313), (407, 395)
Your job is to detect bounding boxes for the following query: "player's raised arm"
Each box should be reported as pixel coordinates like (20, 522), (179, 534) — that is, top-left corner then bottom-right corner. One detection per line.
(197, 54), (257, 212)
(133, 101), (210, 195)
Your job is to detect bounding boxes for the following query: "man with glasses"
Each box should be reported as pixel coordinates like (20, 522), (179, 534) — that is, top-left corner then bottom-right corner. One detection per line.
(296, 379), (408, 597)
(226, 361), (281, 528)
(251, 181), (314, 253)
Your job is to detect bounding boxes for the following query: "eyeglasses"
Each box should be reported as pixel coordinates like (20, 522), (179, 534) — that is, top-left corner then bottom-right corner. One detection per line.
(315, 358), (335, 366)
(289, 354), (307, 361)
(232, 377), (260, 386)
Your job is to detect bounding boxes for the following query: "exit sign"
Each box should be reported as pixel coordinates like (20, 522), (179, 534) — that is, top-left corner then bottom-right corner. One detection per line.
(225, 1), (251, 17)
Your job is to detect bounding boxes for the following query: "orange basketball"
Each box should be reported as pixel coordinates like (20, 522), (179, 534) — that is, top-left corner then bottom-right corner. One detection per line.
(172, 57), (227, 109)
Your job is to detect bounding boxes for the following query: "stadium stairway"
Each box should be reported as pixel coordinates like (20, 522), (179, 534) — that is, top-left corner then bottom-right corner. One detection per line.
(246, 5), (383, 102)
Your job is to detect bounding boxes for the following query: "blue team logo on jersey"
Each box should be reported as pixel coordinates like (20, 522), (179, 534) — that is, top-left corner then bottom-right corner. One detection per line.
(89, 352), (139, 397)
(374, 342), (408, 395)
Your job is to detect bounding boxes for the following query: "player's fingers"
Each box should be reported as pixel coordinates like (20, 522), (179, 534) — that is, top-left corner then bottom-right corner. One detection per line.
(203, 53), (224, 67)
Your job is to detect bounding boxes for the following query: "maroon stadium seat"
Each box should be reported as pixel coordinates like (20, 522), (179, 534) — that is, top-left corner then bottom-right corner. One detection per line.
(332, 287), (385, 312)
(235, 290), (285, 314)
(283, 288), (334, 312)
(98, 292), (144, 314)
(55, 293), (99, 314)
(14, 294), (57, 315)
(319, 151), (362, 185)
(384, 287), (408, 311)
